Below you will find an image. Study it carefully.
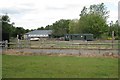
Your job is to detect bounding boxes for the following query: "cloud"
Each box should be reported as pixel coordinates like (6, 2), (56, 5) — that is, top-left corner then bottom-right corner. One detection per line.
(0, 6), (35, 15)
(0, 0), (119, 29)
(46, 6), (67, 10)
(1, 8), (33, 15)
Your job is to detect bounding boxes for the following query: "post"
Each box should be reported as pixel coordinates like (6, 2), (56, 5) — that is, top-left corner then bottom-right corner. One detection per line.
(18, 39), (20, 49)
(112, 31), (114, 49)
(98, 46), (100, 54)
(25, 34), (30, 48)
(85, 40), (88, 49)
(5, 40), (8, 50)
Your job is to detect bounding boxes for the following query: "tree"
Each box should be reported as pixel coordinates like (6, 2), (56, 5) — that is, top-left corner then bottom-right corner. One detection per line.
(25, 29), (30, 33)
(37, 27), (44, 30)
(2, 14), (14, 41)
(51, 19), (70, 37)
(79, 13), (108, 38)
(79, 6), (87, 17)
(45, 25), (52, 30)
(78, 3), (109, 38)
(109, 20), (120, 39)
(69, 19), (79, 34)
(89, 3), (109, 19)
(14, 27), (26, 35)
(1, 14), (30, 39)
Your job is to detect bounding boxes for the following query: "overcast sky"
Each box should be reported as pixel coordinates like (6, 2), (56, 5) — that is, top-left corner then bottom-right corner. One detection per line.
(0, 0), (119, 29)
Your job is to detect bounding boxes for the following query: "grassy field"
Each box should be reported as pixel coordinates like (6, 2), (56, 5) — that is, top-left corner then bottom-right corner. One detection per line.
(2, 55), (118, 78)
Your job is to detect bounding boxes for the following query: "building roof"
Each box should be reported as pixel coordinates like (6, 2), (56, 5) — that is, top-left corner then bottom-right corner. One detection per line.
(66, 34), (93, 36)
(26, 30), (52, 35)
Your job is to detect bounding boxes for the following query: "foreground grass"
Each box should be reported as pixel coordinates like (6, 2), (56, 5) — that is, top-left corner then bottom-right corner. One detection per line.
(2, 55), (118, 78)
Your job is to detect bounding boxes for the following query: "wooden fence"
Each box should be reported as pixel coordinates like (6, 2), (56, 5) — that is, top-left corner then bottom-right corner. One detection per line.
(0, 40), (119, 50)
(1, 40), (119, 56)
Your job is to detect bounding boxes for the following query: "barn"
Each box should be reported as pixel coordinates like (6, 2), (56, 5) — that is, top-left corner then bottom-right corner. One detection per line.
(65, 34), (93, 41)
(24, 30), (52, 40)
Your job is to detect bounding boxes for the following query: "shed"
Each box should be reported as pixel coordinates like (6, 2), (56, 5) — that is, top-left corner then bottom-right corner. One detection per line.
(65, 34), (93, 41)
(24, 30), (52, 39)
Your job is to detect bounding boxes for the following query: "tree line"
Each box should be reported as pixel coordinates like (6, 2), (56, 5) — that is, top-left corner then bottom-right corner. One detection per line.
(1, 3), (120, 40)
(1, 14), (30, 40)
(39, 3), (120, 39)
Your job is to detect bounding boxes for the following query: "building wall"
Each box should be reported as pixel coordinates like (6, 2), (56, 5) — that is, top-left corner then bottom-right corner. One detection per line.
(65, 34), (93, 41)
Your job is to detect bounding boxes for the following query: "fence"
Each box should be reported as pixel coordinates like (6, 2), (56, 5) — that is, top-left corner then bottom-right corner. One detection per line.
(0, 40), (8, 49)
(1, 39), (119, 56)
(0, 39), (30, 49)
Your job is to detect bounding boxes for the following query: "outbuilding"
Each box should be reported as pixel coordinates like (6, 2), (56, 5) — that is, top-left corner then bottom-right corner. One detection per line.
(24, 30), (52, 40)
(65, 34), (93, 41)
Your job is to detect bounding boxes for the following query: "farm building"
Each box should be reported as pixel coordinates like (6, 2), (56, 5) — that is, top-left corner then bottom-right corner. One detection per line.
(65, 34), (93, 41)
(24, 30), (52, 40)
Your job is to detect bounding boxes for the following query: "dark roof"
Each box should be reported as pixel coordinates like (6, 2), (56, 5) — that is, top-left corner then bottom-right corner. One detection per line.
(26, 30), (52, 35)
(66, 34), (93, 35)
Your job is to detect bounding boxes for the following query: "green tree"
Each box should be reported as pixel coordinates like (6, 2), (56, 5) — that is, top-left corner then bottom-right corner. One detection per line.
(1, 14), (29, 39)
(109, 20), (120, 39)
(37, 27), (44, 30)
(14, 27), (26, 36)
(45, 25), (53, 30)
(25, 29), (30, 33)
(52, 19), (70, 37)
(69, 19), (79, 34)
(89, 3), (109, 19)
(2, 14), (14, 38)
(79, 6), (87, 17)
(78, 3), (109, 38)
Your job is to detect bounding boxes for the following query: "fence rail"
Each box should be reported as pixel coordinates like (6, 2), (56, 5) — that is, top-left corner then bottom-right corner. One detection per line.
(1, 40), (119, 56)
(1, 40), (119, 49)
(0, 41), (8, 48)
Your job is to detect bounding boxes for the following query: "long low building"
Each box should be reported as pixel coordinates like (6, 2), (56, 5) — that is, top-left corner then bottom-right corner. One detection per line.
(65, 34), (94, 41)
(24, 30), (52, 39)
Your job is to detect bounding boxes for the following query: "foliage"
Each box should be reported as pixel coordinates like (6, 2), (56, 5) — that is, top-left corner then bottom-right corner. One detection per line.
(89, 3), (109, 19)
(1, 14), (29, 39)
(108, 20), (120, 40)
(14, 27), (26, 36)
(45, 25), (53, 30)
(69, 19), (79, 34)
(37, 27), (45, 30)
(77, 3), (109, 38)
(1, 3), (119, 40)
(79, 13), (108, 38)
(51, 19), (70, 37)
(2, 14), (13, 38)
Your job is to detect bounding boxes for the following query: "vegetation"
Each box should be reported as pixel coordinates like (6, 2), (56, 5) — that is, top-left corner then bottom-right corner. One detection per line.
(3, 55), (118, 78)
(51, 19), (70, 37)
(1, 3), (120, 39)
(43, 3), (120, 39)
(69, 3), (115, 39)
(1, 14), (29, 39)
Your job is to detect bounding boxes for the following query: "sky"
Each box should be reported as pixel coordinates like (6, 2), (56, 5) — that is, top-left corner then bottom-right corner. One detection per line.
(0, 0), (119, 29)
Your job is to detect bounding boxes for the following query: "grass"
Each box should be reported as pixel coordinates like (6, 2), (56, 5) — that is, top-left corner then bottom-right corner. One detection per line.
(2, 55), (118, 78)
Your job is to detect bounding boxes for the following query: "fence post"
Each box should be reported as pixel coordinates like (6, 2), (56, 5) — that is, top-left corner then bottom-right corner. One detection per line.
(86, 40), (88, 49)
(5, 40), (8, 50)
(17, 39), (20, 49)
(98, 46), (100, 54)
(25, 34), (30, 48)
(112, 31), (114, 49)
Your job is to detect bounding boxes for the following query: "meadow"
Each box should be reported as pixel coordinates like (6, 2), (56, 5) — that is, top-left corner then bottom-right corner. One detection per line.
(2, 55), (118, 78)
